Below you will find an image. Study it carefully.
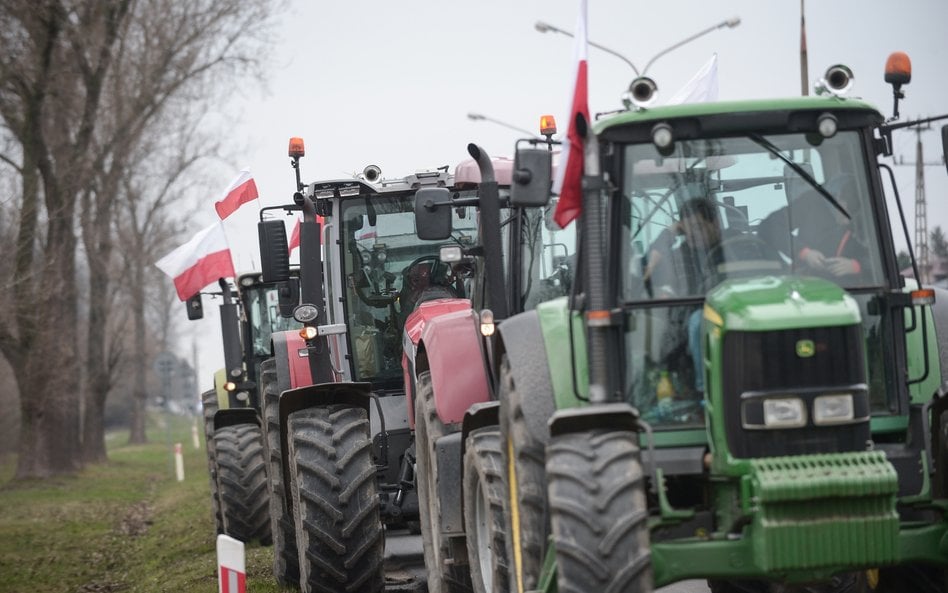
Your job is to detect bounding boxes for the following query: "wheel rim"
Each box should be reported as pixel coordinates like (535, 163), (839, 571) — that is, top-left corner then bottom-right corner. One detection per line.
(474, 471), (493, 592)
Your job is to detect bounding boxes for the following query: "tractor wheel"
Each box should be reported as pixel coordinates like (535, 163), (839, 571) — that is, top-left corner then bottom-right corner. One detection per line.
(260, 358), (299, 586)
(213, 423), (272, 545)
(463, 427), (509, 593)
(498, 356), (549, 593)
(546, 429), (652, 593)
(201, 389), (224, 534)
(287, 404), (384, 593)
(415, 371), (473, 593)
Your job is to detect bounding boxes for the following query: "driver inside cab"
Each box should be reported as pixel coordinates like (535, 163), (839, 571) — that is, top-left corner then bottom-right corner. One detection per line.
(644, 198), (778, 395)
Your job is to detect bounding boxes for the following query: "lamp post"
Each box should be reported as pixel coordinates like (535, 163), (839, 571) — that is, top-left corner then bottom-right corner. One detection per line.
(534, 16), (741, 76)
(467, 112), (540, 138)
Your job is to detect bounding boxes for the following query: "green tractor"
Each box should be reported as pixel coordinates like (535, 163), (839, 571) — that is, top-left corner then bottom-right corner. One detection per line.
(190, 274), (300, 546)
(497, 54), (948, 592)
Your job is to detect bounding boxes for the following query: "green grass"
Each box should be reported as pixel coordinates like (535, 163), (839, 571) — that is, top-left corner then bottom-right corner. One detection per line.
(0, 415), (292, 593)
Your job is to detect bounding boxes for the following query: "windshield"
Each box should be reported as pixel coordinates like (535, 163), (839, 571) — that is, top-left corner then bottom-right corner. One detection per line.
(617, 131), (891, 429)
(521, 199), (578, 310)
(242, 283), (303, 357)
(341, 193), (478, 384)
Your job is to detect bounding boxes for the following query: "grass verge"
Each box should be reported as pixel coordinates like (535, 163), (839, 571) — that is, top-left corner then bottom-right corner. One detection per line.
(0, 414), (291, 593)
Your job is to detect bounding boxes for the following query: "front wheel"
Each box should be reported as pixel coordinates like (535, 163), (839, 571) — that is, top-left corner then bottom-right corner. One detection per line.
(259, 358), (299, 586)
(414, 371), (473, 593)
(287, 404), (384, 593)
(463, 427), (509, 593)
(546, 429), (652, 593)
(213, 423), (272, 545)
(201, 389), (223, 534)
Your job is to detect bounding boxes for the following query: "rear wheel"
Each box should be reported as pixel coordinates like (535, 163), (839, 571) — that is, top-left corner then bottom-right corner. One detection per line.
(213, 423), (272, 545)
(546, 429), (652, 593)
(260, 358), (299, 586)
(463, 427), (509, 593)
(415, 371), (473, 593)
(499, 357), (549, 593)
(201, 389), (223, 534)
(287, 404), (384, 593)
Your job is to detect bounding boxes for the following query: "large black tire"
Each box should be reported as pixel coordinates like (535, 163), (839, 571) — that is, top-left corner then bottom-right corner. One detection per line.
(463, 427), (509, 593)
(414, 371), (473, 593)
(546, 429), (652, 593)
(260, 358), (300, 586)
(498, 357), (549, 593)
(213, 423), (272, 545)
(202, 389), (224, 534)
(287, 404), (384, 593)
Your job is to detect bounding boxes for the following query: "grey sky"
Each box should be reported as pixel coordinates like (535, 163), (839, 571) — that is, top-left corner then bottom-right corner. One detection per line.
(186, 0), (948, 382)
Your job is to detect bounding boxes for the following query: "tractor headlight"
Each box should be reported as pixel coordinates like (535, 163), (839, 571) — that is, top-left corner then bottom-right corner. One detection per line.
(763, 397), (807, 428)
(813, 393), (854, 425)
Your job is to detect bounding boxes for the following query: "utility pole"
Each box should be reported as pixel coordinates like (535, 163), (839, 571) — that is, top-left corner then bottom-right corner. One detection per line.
(895, 122), (941, 283)
(913, 123), (931, 283)
(800, 0), (809, 96)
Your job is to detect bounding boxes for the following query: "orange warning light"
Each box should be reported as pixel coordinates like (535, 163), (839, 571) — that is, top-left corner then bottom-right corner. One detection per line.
(884, 52), (911, 86)
(539, 115), (557, 136)
(288, 137), (305, 158)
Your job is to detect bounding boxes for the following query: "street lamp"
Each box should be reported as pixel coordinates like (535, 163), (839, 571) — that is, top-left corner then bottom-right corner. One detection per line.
(535, 16), (741, 76)
(467, 112), (540, 138)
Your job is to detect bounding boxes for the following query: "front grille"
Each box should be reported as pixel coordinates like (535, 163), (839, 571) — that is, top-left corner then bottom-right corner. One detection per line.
(722, 325), (870, 458)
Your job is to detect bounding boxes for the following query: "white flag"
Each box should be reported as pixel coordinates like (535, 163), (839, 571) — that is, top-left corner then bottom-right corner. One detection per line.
(665, 54), (719, 105)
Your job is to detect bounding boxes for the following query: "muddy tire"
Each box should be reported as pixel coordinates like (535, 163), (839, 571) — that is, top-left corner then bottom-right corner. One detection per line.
(202, 389), (224, 534)
(546, 429), (652, 593)
(499, 357), (549, 593)
(415, 371), (473, 593)
(287, 404), (384, 593)
(260, 358), (299, 586)
(463, 427), (509, 593)
(213, 423), (272, 545)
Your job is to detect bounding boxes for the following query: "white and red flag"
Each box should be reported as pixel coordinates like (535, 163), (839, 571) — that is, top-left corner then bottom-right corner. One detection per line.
(551, 0), (589, 229)
(155, 222), (236, 301)
(288, 214), (325, 254)
(214, 169), (259, 220)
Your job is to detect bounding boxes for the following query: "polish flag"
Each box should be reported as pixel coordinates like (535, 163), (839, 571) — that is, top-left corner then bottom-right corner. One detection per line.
(551, 0), (589, 229)
(155, 222), (235, 301)
(214, 170), (259, 220)
(288, 214), (324, 254)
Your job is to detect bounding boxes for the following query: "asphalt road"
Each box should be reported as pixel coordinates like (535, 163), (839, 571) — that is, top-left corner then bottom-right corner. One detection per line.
(383, 529), (711, 592)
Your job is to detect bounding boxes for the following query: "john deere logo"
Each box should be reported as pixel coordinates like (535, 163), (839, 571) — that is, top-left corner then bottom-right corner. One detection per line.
(796, 339), (815, 358)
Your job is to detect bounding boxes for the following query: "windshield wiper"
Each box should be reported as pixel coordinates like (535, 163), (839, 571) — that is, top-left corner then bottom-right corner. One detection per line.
(748, 133), (850, 220)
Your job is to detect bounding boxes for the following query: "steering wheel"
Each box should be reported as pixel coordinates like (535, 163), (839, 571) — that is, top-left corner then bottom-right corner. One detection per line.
(401, 255), (458, 313)
(707, 234), (786, 277)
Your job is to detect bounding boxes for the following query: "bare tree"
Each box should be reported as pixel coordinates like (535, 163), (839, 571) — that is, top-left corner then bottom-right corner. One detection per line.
(0, 0), (280, 477)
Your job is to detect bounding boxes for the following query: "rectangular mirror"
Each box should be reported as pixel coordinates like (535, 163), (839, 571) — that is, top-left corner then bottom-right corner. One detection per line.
(258, 219), (290, 282)
(510, 147), (552, 207)
(414, 187), (453, 240)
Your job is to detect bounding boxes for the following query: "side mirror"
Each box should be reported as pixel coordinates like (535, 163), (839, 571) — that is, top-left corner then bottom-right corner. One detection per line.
(277, 278), (300, 318)
(414, 187), (453, 240)
(185, 293), (204, 320)
(258, 219), (290, 283)
(510, 147), (552, 207)
(942, 124), (948, 177)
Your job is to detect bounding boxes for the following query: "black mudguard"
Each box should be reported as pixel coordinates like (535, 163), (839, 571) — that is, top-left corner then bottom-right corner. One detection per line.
(213, 408), (260, 431)
(496, 310), (557, 446)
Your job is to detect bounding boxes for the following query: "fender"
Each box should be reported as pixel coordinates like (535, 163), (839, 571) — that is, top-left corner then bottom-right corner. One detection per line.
(402, 298), (472, 428)
(419, 307), (490, 425)
(928, 287), (948, 390)
(496, 309), (557, 446)
(272, 330), (314, 390)
(213, 368), (229, 410)
(277, 381), (373, 511)
(213, 407), (261, 431)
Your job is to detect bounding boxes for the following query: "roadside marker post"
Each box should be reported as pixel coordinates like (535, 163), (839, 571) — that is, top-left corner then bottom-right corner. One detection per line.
(217, 535), (246, 593)
(174, 443), (185, 482)
(191, 419), (201, 449)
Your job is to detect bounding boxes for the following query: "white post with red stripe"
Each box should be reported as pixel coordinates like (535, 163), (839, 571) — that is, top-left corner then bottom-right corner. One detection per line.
(217, 535), (246, 593)
(174, 442), (185, 482)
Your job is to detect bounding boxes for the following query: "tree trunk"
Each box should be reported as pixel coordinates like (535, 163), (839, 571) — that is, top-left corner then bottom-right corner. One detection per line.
(81, 259), (110, 463)
(128, 262), (148, 444)
(15, 210), (83, 478)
